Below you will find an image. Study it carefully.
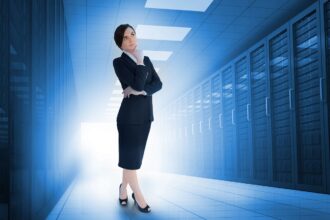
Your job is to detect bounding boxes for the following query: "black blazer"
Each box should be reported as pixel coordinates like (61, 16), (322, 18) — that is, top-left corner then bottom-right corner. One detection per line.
(113, 52), (162, 124)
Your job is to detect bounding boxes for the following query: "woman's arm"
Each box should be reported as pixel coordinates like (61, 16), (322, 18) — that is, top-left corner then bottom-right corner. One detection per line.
(122, 86), (146, 98)
(113, 58), (148, 91)
(143, 57), (162, 96)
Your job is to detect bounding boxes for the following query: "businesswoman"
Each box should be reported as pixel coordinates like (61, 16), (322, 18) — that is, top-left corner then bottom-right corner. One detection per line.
(113, 24), (162, 213)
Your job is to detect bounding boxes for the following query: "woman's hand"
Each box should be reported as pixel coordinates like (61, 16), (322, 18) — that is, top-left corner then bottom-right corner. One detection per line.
(123, 86), (146, 98)
(131, 47), (144, 65)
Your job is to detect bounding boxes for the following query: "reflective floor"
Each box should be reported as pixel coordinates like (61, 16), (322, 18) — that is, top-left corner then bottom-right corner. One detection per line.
(47, 169), (330, 220)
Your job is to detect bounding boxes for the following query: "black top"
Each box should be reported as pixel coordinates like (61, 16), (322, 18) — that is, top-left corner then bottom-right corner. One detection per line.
(113, 52), (162, 124)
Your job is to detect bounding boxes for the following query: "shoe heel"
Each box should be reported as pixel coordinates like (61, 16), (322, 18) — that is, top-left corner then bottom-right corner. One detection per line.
(132, 193), (151, 213)
(119, 184), (128, 206)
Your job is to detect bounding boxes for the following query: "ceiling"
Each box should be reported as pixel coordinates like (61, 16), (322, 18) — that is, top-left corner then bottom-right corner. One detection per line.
(63, 0), (316, 122)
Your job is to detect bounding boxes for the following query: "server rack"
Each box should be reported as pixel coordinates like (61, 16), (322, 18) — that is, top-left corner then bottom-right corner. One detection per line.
(1, 0), (79, 218)
(159, 0), (330, 194)
(321, 0), (330, 194)
(177, 99), (185, 173)
(168, 105), (176, 172)
(187, 91), (194, 175)
(291, 4), (327, 192)
(181, 96), (189, 173)
(250, 43), (270, 182)
(193, 86), (203, 175)
(160, 109), (170, 172)
(202, 80), (212, 177)
(9, 0), (33, 218)
(0, 0), (9, 218)
(221, 66), (236, 179)
(268, 26), (295, 186)
(234, 55), (251, 180)
(211, 73), (223, 178)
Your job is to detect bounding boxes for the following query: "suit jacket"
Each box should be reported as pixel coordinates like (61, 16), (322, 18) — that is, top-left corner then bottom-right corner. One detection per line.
(113, 52), (162, 124)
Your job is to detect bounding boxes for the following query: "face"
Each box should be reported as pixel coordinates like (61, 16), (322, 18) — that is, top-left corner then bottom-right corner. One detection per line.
(121, 27), (137, 53)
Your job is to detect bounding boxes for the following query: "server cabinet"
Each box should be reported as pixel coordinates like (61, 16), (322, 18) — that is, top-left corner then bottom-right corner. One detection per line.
(9, 0), (33, 218)
(181, 96), (189, 173)
(157, 0), (330, 194)
(0, 0), (9, 217)
(250, 44), (270, 182)
(177, 99), (185, 173)
(187, 91), (195, 175)
(221, 66), (236, 179)
(175, 99), (180, 172)
(211, 73), (223, 178)
(323, 0), (330, 194)
(202, 80), (212, 177)
(31, 0), (48, 217)
(0, 0), (79, 218)
(168, 105), (176, 172)
(268, 28), (294, 185)
(161, 108), (172, 172)
(169, 102), (177, 172)
(234, 56), (252, 180)
(193, 86), (203, 175)
(10, 0), (78, 216)
(292, 7), (327, 192)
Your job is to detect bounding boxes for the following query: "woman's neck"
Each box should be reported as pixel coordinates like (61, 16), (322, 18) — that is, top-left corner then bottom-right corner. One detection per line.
(123, 49), (134, 54)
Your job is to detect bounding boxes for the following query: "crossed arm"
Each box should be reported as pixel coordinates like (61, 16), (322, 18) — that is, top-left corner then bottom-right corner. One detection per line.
(113, 57), (162, 98)
(122, 86), (146, 98)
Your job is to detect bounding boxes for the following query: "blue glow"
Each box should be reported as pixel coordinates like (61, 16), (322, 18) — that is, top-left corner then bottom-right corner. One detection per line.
(3, 0), (329, 219)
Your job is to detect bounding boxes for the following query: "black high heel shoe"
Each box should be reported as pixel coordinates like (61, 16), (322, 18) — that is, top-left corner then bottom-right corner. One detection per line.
(118, 184), (128, 206)
(132, 193), (151, 213)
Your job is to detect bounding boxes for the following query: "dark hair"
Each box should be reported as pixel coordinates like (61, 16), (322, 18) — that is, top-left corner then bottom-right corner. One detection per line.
(114, 24), (135, 49)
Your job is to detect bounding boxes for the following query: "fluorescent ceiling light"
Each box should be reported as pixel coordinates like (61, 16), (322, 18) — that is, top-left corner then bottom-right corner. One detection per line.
(136, 25), (191, 41)
(143, 50), (172, 61)
(145, 0), (213, 12)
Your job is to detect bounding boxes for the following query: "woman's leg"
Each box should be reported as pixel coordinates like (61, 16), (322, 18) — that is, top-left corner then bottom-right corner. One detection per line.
(120, 169), (128, 200)
(122, 168), (147, 207)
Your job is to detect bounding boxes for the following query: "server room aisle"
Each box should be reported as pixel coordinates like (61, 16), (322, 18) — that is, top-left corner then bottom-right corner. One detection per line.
(46, 170), (330, 220)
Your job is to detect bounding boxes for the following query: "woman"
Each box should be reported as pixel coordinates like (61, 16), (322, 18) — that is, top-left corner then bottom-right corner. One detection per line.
(113, 24), (162, 213)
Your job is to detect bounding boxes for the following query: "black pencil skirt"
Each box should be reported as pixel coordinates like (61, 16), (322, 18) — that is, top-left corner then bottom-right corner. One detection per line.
(117, 122), (151, 170)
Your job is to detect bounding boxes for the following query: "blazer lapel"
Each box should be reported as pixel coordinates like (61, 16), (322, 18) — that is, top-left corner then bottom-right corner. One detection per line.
(121, 52), (137, 67)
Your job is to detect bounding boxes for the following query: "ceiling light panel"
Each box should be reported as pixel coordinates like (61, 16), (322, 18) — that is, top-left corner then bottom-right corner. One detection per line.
(136, 25), (191, 41)
(143, 50), (173, 61)
(145, 0), (214, 12)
